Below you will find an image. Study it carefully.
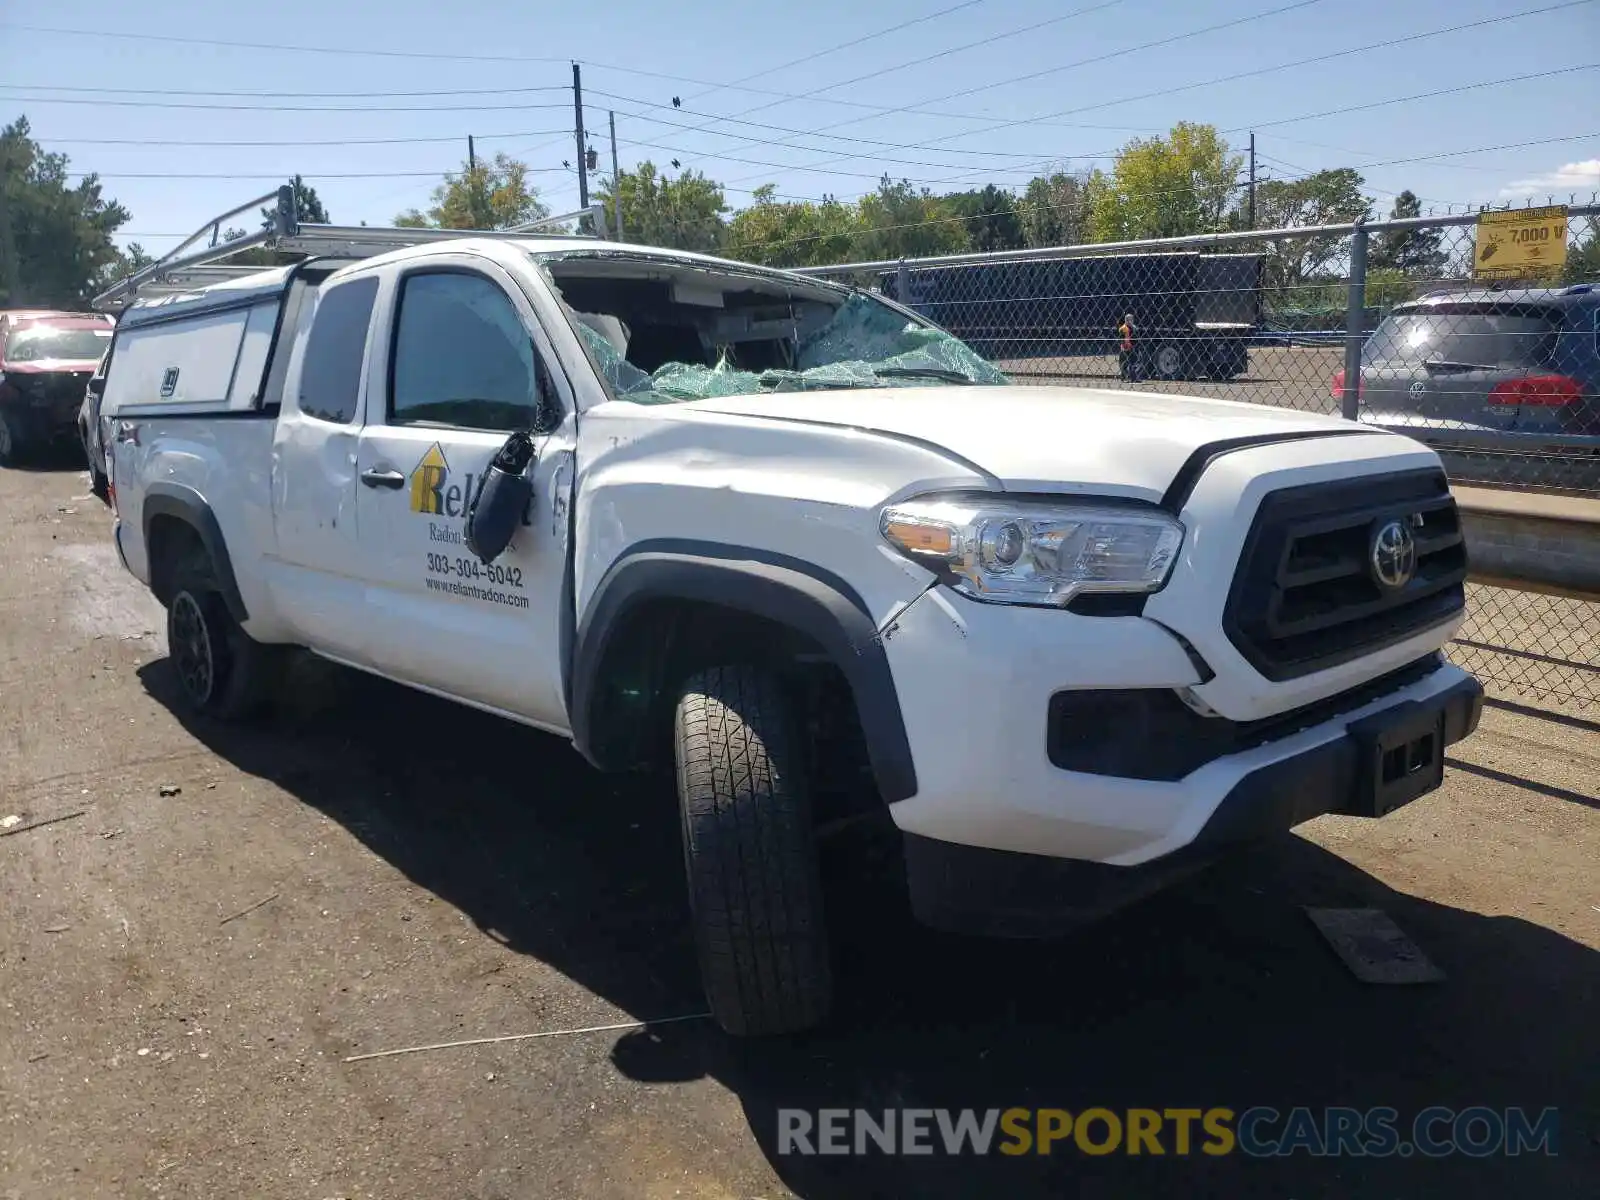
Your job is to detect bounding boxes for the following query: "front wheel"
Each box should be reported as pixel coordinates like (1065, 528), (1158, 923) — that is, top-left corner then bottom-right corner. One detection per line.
(674, 665), (833, 1037)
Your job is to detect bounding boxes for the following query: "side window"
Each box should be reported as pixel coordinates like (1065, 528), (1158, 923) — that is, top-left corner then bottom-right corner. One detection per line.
(298, 276), (379, 423)
(390, 272), (538, 431)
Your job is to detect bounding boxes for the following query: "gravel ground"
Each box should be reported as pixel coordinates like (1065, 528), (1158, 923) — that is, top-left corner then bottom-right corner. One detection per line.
(1, 456), (1596, 1200)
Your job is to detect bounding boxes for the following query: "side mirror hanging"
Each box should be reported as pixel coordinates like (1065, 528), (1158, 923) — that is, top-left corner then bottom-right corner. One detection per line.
(463, 430), (537, 564)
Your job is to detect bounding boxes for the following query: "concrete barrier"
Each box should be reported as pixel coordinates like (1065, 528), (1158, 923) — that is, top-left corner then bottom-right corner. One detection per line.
(1454, 486), (1600, 602)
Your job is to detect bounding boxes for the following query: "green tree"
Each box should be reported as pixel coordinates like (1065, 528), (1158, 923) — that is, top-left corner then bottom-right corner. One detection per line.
(943, 185), (1024, 253)
(1370, 189), (1445, 277)
(1562, 229), (1600, 283)
(97, 241), (154, 288)
(1251, 168), (1373, 291)
(396, 153), (548, 230)
(854, 176), (968, 261)
(1363, 266), (1417, 311)
(1088, 123), (1242, 242)
(1016, 171), (1090, 249)
(0, 116), (130, 307)
(725, 184), (859, 267)
(595, 161), (727, 254)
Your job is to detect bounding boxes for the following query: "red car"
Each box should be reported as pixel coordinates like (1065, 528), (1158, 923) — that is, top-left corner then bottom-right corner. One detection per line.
(0, 310), (115, 465)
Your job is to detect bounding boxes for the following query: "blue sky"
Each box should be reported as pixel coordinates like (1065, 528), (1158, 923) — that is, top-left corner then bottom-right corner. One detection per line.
(2, 0), (1596, 256)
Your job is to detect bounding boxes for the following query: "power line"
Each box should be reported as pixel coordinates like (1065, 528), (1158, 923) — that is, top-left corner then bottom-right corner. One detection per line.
(707, 0), (1326, 172)
(0, 18), (1121, 113)
(611, 134), (1052, 186)
(674, 0), (993, 105)
(0, 23), (576, 64)
(906, 0), (1594, 148)
(651, 0), (1125, 146)
(584, 93), (1146, 156)
(33, 130), (571, 148)
(68, 167), (572, 180)
(723, 59), (1600, 190)
(1249, 63), (1598, 132)
(583, 0), (1588, 151)
(2, 94), (578, 113)
(0, 82), (571, 100)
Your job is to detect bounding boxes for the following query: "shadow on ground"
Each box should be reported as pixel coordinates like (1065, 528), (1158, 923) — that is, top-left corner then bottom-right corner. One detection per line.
(140, 656), (1598, 1199)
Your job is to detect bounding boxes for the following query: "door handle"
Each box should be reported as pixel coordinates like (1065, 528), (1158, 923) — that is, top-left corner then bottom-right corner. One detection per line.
(360, 467), (406, 490)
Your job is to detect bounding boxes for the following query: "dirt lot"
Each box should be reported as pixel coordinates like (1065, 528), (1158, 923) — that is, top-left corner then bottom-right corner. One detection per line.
(1, 457), (1596, 1200)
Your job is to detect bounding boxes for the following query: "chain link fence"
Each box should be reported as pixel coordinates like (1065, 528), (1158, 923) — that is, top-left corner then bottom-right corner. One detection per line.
(794, 204), (1600, 712)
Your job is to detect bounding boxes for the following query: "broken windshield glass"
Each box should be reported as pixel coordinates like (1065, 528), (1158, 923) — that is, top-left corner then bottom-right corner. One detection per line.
(541, 252), (1007, 403)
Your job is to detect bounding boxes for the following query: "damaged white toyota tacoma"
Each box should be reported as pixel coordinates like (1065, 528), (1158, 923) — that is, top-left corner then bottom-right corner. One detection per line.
(95, 229), (1482, 1036)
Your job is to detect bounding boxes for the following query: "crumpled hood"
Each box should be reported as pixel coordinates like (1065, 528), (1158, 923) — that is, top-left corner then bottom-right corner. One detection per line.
(688, 385), (1365, 501)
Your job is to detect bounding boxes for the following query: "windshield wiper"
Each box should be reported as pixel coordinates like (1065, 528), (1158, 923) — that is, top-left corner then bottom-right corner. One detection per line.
(1422, 357), (1495, 373)
(872, 366), (976, 385)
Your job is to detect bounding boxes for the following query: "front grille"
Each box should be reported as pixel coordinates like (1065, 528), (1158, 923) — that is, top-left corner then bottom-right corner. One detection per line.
(8, 371), (91, 416)
(1048, 653), (1443, 781)
(1224, 469), (1467, 681)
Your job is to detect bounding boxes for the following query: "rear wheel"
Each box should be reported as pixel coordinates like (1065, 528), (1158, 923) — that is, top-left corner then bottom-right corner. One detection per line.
(674, 664), (833, 1037)
(166, 550), (281, 719)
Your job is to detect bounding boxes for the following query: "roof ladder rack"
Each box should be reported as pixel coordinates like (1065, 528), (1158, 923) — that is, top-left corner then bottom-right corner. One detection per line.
(94, 183), (606, 312)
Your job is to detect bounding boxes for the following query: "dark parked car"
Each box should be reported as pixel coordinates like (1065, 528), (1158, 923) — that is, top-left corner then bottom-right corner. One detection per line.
(1351, 283), (1599, 492)
(78, 347), (113, 501)
(0, 310), (115, 465)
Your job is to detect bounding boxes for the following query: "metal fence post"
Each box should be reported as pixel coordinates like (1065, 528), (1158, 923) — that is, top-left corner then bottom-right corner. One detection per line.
(896, 257), (908, 304)
(1341, 218), (1368, 422)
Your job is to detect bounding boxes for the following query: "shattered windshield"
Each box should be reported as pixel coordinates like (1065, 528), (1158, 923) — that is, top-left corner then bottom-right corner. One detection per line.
(534, 251), (1007, 403)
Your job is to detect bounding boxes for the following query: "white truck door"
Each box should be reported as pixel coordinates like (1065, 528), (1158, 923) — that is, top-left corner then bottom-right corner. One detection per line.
(352, 258), (576, 729)
(267, 273), (381, 659)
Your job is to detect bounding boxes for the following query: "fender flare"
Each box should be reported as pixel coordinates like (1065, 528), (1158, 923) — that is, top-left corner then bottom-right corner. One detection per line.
(570, 540), (918, 805)
(143, 483), (249, 624)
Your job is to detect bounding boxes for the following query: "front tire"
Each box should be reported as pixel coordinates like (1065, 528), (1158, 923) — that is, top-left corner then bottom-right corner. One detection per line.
(674, 665), (833, 1037)
(166, 551), (280, 719)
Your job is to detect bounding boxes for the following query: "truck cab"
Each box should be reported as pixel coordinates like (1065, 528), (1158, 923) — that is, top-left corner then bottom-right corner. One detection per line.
(94, 202), (1483, 1038)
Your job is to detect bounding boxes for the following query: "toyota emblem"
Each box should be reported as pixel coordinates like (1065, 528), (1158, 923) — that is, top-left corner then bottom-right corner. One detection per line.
(1370, 518), (1418, 590)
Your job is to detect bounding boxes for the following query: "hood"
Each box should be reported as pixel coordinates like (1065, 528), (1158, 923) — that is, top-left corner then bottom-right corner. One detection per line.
(687, 385), (1362, 501)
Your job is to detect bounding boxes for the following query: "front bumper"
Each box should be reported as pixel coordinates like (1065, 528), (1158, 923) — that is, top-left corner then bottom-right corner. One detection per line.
(0, 394), (83, 443)
(898, 666), (1481, 937)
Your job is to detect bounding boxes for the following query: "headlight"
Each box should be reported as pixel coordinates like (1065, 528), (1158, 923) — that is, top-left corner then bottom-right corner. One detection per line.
(880, 496), (1183, 607)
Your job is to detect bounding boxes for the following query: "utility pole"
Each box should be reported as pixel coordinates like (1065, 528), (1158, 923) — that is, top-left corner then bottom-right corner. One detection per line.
(609, 110), (622, 241)
(467, 134), (483, 228)
(1247, 132), (1257, 230)
(572, 63), (589, 212)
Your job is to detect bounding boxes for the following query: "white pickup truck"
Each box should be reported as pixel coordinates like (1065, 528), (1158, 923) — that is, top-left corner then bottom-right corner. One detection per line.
(96, 227), (1483, 1036)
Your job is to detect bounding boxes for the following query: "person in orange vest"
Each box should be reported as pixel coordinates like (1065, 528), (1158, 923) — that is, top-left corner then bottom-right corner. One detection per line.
(1117, 312), (1137, 381)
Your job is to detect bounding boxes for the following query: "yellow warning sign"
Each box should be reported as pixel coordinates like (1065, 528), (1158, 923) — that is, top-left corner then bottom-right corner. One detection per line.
(1473, 205), (1568, 280)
